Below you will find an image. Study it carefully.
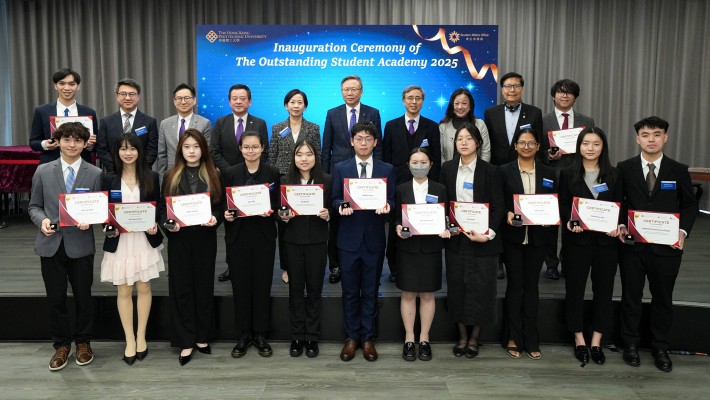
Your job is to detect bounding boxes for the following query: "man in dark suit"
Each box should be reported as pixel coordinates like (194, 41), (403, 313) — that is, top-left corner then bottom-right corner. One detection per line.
(97, 78), (158, 172)
(541, 79), (596, 279)
(618, 116), (697, 373)
(209, 83), (268, 282)
(322, 75), (382, 284)
(332, 121), (395, 362)
(29, 68), (99, 164)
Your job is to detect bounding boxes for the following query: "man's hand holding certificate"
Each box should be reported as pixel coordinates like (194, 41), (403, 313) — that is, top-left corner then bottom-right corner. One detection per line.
(627, 210), (681, 246)
(513, 194), (560, 226)
(226, 184), (272, 217)
(570, 197), (620, 233)
(109, 202), (156, 232)
(165, 193), (212, 227)
(59, 191), (108, 226)
(401, 203), (445, 235)
(281, 185), (324, 216)
(547, 127), (585, 155)
(343, 178), (387, 210)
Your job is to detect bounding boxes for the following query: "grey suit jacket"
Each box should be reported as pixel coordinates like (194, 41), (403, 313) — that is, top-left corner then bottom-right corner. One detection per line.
(28, 158), (103, 258)
(541, 110), (595, 168)
(157, 114), (212, 174)
(268, 118), (321, 174)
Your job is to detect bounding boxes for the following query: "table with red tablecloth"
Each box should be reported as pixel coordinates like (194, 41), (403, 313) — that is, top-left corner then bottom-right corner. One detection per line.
(0, 145), (41, 215)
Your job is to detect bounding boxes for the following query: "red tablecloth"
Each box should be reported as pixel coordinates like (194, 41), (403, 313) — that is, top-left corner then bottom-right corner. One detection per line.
(0, 146), (41, 192)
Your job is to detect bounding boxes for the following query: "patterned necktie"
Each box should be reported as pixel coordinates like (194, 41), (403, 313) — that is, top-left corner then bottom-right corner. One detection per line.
(65, 166), (75, 193)
(408, 119), (415, 135)
(359, 162), (367, 178)
(646, 163), (656, 195)
(349, 109), (357, 132)
(123, 114), (131, 133)
(561, 113), (569, 129)
(236, 118), (244, 143)
(179, 118), (186, 138)
(64, 108), (70, 117)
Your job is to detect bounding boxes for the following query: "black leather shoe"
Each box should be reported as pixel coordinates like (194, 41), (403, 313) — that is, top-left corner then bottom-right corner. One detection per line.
(231, 335), (252, 358)
(389, 272), (397, 283)
(453, 344), (466, 357)
(546, 267), (560, 280)
(464, 343), (479, 359)
(574, 345), (590, 364)
(419, 341), (432, 361)
(305, 341), (319, 358)
(329, 267), (341, 284)
(195, 344), (211, 355)
(290, 340), (304, 357)
(254, 335), (273, 357)
(218, 268), (231, 282)
(178, 352), (192, 366)
(122, 354), (136, 366)
(136, 347), (148, 361)
(652, 349), (672, 372)
(402, 342), (416, 361)
(623, 344), (640, 367)
(497, 262), (505, 279)
(590, 346), (605, 365)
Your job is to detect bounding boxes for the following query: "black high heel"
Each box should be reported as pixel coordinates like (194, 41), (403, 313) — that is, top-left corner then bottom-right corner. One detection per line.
(122, 353), (136, 366)
(136, 347), (149, 361)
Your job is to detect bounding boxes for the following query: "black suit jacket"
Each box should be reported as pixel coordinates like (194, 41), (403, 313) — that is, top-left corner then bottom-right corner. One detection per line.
(439, 157), (506, 255)
(102, 171), (163, 252)
(383, 115), (441, 184)
(617, 155), (698, 256)
(558, 166), (623, 246)
(210, 114), (269, 171)
(321, 103), (382, 173)
(542, 111), (595, 168)
(394, 180), (447, 254)
(221, 162), (280, 245)
(500, 160), (557, 246)
(97, 110), (159, 171)
(29, 102), (99, 164)
(280, 174), (332, 245)
(158, 171), (223, 234)
(484, 103), (543, 166)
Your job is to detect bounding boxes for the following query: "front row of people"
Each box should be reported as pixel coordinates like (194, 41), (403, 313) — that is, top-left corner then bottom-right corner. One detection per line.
(30, 116), (697, 372)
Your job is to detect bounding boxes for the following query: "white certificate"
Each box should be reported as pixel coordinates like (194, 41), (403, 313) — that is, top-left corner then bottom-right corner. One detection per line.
(571, 197), (620, 233)
(226, 185), (272, 217)
(165, 193), (212, 227)
(109, 202), (156, 233)
(514, 194), (560, 226)
(281, 185), (324, 216)
(628, 210), (680, 246)
(344, 178), (387, 210)
(51, 116), (95, 135)
(449, 201), (489, 235)
(547, 127), (585, 155)
(401, 203), (445, 235)
(59, 191), (108, 226)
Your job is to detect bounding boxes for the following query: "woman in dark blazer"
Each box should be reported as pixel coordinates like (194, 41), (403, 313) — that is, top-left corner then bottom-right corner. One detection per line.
(160, 129), (222, 366)
(394, 146), (449, 362)
(500, 128), (557, 360)
(278, 139), (331, 358)
(223, 131), (281, 359)
(439, 123), (505, 359)
(101, 133), (164, 365)
(559, 127), (622, 365)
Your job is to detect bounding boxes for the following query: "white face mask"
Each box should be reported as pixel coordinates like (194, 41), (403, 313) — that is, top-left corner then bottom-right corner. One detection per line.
(409, 164), (431, 179)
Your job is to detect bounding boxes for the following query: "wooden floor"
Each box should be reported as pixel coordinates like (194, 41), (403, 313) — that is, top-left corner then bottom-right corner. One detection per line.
(1, 341), (709, 399)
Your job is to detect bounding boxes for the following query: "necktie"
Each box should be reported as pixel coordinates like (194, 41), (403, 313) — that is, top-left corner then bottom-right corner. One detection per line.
(561, 113), (569, 130)
(236, 118), (244, 143)
(359, 162), (367, 178)
(64, 108), (70, 117)
(65, 166), (75, 193)
(123, 114), (131, 133)
(179, 118), (186, 138)
(646, 163), (656, 195)
(349, 109), (357, 132)
(408, 119), (415, 135)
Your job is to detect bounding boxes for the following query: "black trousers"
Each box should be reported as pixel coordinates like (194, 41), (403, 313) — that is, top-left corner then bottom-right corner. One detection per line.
(564, 240), (618, 334)
(286, 242), (327, 340)
(40, 240), (94, 348)
(620, 246), (681, 351)
(168, 228), (217, 348)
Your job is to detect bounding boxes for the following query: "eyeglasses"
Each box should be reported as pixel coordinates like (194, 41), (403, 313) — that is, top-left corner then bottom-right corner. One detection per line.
(353, 137), (374, 144)
(241, 145), (262, 151)
(405, 96), (423, 102)
(117, 92), (139, 98)
(341, 87), (362, 94)
(174, 96), (195, 103)
(556, 91), (573, 97)
(515, 141), (538, 148)
(502, 84), (522, 91)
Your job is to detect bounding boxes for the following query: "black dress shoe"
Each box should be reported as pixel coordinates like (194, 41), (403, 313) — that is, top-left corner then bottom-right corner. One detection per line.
(453, 344), (466, 357)
(497, 262), (505, 279)
(590, 346), (605, 365)
(195, 344), (211, 354)
(305, 341), (319, 358)
(290, 340), (304, 357)
(178, 352), (192, 366)
(623, 344), (640, 367)
(419, 341), (433, 361)
(122, 354), (136, 366)
(545, 267), (560, 280)
(574, 345), (590, 364)
(652, 349), (672, 372)
(329, 267), (341, 284)
(389, 272), (397, 283)
(218, 268), (231, 282)
(402, 342), (416, 361)
(231, 335), (252, 358)
(254, 335), (273, 357)
(464, 343), (479, 359)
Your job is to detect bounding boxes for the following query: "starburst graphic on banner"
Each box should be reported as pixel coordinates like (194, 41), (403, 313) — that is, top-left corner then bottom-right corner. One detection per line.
(448, 31), (461, 43)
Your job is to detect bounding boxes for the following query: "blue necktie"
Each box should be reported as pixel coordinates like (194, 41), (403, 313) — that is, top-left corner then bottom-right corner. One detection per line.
(66, 166), (75, 193)
(349, 109), (357, 132)
(408, 119), (415, 135)
(64, 108), (70, 117)
(179, 118), (186, 137)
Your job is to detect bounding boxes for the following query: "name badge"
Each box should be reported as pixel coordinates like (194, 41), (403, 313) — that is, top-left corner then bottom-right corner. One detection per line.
(660, 181), (676, 190)
(110, 190), (122, 201)
(593, 183), (609, 193)
(420, 139), (429, 148)
(542, 178), (554, 189)
(519, 124), (532, 130)
(279, 127), (291, 138)
(425, 194), (438, 203)
(463, 181), (474, 190)
(135, 126), (148, 136)
(75, 188), (90, 193)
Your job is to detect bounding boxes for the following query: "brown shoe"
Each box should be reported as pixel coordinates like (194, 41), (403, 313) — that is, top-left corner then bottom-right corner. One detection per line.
(75, 343), (94, 366)
(49, 345), (71, 371)
(340, 339), (358, 362)
(362, 340), (378, 361)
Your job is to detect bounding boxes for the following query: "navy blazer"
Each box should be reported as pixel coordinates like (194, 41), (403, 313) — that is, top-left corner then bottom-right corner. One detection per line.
(97, 110), (159, 171)
(321, 103), (382, 173)
(439, 157), (506, 255)
(331, 157), (395, 253)
(383, 115), (441, 183)
(558, 166), (623, 247)
(210, 114), (269, 171)
(484, 103), (544, 166)
(29, 102), (99, 164)
(280, 174), (332, 245)
(500, 160), (557, 246)
(617, 155), (697, 256)
(102, 171), (163, 252)
(394, 180), (447, 254)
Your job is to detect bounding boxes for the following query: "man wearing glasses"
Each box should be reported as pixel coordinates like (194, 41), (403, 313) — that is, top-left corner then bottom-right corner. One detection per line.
(97, 78), (158, 171)
(157, 83), (212, 176)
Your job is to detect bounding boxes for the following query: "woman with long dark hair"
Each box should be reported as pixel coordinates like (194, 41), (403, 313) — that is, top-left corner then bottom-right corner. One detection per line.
(439, 88), (491, 162)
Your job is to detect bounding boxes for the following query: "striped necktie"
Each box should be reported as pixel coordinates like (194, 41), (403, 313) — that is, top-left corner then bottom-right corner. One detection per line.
(65, 166), (75, 193)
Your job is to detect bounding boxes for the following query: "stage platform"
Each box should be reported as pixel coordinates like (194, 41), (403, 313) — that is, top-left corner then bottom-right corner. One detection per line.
(1, 212), (709, 353)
